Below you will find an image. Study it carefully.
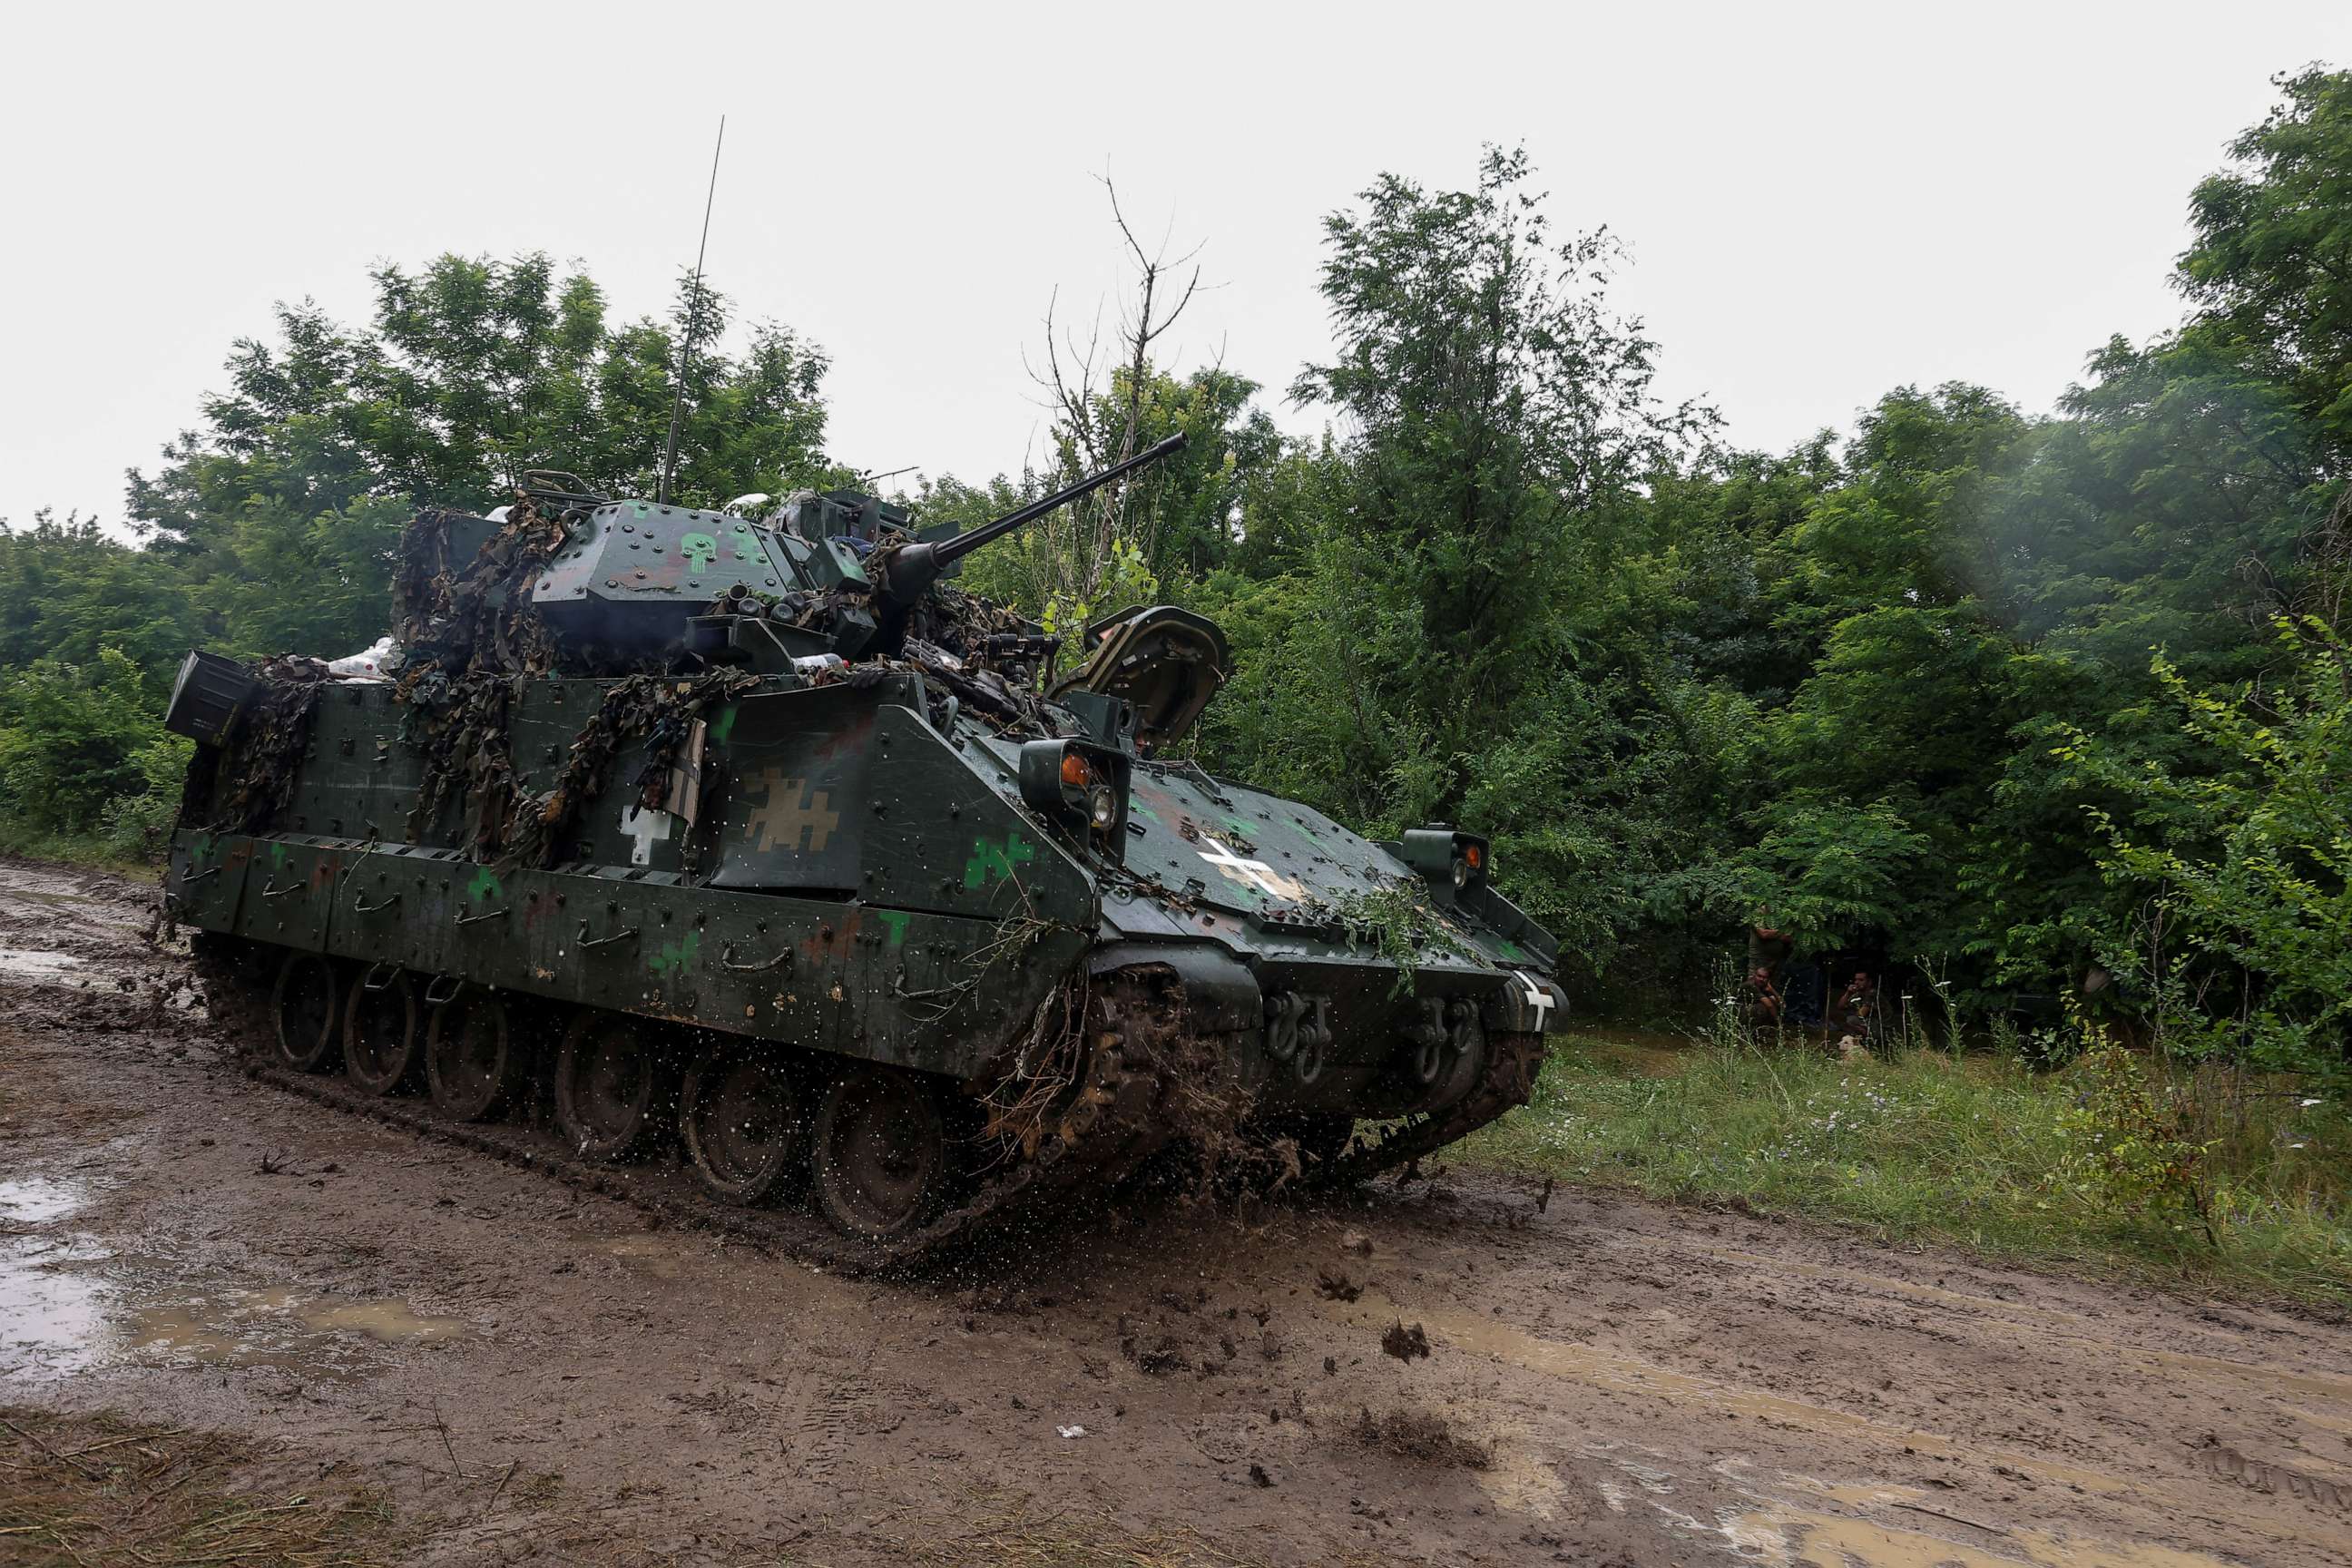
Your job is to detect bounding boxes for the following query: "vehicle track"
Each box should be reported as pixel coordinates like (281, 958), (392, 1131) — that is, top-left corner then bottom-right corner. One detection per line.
(199, 936), (1176, 1276)
(194, 930), (1546, 1276)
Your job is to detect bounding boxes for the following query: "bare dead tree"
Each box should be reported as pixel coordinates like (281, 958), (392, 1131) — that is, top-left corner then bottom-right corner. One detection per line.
(1102, 174), (1204, 474)
(1015, 172), (1205, 621)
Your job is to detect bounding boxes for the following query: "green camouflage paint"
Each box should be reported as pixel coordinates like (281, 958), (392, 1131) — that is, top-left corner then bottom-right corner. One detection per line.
(963, 830), (1034, 889)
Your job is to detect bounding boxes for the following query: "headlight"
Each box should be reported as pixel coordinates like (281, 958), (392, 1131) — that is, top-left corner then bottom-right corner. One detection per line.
(1400, 827), (1491, 899)
(1018, 739), (1131, 853)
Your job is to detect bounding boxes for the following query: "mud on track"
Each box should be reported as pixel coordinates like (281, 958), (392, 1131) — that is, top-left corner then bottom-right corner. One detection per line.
(3, 856), (2350, 1566)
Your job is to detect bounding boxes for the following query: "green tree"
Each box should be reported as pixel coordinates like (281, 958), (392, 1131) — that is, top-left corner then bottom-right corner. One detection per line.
(1284, 145), (1707, 802)
(2180, 66), (2352, 466)
(1188, 149), (1740, 985)
(115, 253), (838, 665)
(2060, 619), (2352, 1080)
(1292, 146), (1706, 728)
(0, 511), (202, 681)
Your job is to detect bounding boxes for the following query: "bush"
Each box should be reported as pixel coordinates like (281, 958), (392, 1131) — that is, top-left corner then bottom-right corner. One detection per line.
(2060, 619), (2352, 1090)
(98, 738), (194, 860)
(0, 649), (180, 854)
(2050, 1038), (2220, 1246)
(0, 649), (172, 827)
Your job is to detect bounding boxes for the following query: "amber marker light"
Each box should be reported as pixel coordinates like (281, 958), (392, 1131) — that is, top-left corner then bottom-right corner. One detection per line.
(1061, 750), (1092, 789)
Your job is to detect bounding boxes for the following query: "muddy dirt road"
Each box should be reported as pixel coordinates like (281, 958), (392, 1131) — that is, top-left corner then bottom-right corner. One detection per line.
(3, 858), (2349, 1566)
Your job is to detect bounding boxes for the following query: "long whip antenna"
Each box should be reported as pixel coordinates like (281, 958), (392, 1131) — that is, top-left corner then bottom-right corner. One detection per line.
(658, 115), (726, 505)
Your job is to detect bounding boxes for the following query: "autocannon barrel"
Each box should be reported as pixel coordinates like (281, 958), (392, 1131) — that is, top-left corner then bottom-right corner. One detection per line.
(881, 431), (1188, 603)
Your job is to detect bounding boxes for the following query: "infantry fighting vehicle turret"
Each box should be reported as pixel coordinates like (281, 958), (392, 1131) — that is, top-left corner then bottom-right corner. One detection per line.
(163, 434), (1565, 1260)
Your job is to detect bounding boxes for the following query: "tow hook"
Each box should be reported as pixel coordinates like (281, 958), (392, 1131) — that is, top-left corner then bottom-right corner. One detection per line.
(1412, 997), (1482, 1084)
(1411, 1000), (1450, 1083)
(1265, 992), (1335, 1085)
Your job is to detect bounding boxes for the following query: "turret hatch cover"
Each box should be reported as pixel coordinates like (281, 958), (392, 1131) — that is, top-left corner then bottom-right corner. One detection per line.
(1048, 604), (1229, 754)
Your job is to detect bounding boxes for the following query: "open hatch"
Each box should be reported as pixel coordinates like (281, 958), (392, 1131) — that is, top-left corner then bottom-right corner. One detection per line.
(1049, 604), (1230, 753)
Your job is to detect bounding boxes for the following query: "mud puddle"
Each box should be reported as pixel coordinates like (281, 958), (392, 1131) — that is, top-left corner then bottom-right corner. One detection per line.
(602, 1234), (684, 1279)
(3, 1248), (471, 1383)
(0, 1167), (467, 1383)
(0, 1174), (90, 1223)
(1717, 1498), (2239, 1568)
(0, 886), (95, 910)
(1328, 1291), (2130, 1494)
(115, 1279), (470, 1373)
(1576, 1452), (2243, 1568)
(0, 1234), (110, 1381)
(0, 947), (82, 981)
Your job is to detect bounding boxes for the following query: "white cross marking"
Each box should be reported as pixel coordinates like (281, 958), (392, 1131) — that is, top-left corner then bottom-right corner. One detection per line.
(1516, 969), (1555, 1029)
(1196, 836), (1306, 901)
(620, 805), (671, 867)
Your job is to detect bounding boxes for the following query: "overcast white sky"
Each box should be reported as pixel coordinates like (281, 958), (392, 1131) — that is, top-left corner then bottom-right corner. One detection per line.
(3, 2), (2347, 529)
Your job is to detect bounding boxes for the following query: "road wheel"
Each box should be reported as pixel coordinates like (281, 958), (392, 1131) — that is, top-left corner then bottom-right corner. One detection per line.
(343, 969), (420, 1096)
(426, 988), (524, 1122)
(810, 1065), (953, 1242)
(681, 1043), (808, 1206)
(554, 1010), (662, 1162)
(271, 953), (341, 1073)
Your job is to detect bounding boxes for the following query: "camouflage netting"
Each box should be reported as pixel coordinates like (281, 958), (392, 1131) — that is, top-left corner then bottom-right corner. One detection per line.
(381, 498), (764, 865)
(394, 502), (569, 678)
(211, 496), (1078, 856)
(397, 663), (761, 867)
(204, 655), (332, 832)
(846, 651), (1077, 742)
(715, 528), (1078, 742)
(896, 580), (1073, 740)
(527, 666), (760, 862)
(886, 571), (1034, 655)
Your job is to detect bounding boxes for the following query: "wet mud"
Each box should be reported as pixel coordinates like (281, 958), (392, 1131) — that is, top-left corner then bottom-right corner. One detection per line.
(3, 857), (2350, 1564)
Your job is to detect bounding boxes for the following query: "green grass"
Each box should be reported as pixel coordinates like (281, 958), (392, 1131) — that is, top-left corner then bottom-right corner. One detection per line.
(0, 816), (161, 879)
(1459, 1029), (2352, 1306)
(0, 1408), (402, 1567)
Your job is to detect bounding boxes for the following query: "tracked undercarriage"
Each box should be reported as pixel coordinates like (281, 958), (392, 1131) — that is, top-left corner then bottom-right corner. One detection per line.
(191, 931), (1544, 1267)
(162, 439), (1568, 1260)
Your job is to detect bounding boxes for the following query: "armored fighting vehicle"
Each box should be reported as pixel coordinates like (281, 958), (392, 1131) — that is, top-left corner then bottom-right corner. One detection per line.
(164, 434), (1566, 1261)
